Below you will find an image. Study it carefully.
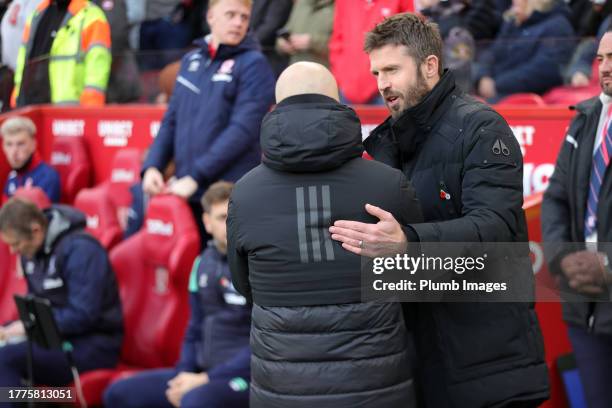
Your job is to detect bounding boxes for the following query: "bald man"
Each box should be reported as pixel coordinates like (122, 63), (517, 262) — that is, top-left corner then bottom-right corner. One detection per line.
(227, 62), (423, 408)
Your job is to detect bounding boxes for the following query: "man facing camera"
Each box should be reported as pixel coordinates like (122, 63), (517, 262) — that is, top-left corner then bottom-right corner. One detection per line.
(104, 182), (251, 408)
(141, 0), (275, 239)
(227, 62), (423, 408)
(1, 116), (60, 203)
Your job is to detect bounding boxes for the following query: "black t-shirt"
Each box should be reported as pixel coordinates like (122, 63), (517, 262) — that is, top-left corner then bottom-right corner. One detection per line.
(18, 0), (69, 106)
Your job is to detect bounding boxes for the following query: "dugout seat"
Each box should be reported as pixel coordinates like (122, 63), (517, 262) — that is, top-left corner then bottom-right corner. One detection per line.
(107, 148), (142, 209)
(498, 93), (546, 106)
(12, 186), (52, 209)
(75, 195), (201, 405)
(74, 187), (123, 250)
(50, 136), (92, 204)
(0, 242), (22, 325)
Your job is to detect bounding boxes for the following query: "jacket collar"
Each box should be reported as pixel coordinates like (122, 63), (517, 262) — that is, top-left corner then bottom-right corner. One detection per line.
(36, 0), (88, 15)
(14, 150), (42, 175)
(368, 69), (457, 157)
(195, 33), (260, 61)
(392, 69), (457, 134)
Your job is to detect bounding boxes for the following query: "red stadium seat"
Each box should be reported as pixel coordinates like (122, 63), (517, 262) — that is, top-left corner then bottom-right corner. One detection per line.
(498, 93), (546, 106)
(107, 148), (142, 209)
(542, 85), (600, 106)
(0, 242), (24, 325)
(50, 136), (92, 204)
(76, 195), (201, 405)
(12, 186), (52, 209)
(74, 186), (123, 250)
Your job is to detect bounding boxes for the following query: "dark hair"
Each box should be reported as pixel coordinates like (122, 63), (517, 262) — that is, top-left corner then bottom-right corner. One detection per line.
(201, 181), (234, 213)
(0, 198), (48, 238)
(364, 12), (444, 76)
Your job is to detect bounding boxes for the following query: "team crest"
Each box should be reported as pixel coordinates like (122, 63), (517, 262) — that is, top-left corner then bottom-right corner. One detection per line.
(219, 59), (235, 75)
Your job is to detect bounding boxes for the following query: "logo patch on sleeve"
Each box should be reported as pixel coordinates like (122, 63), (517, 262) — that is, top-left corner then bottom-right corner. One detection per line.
(229, 377), (249, 392)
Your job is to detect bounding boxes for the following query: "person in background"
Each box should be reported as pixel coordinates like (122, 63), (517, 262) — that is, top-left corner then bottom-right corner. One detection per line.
(11, 0), (112, 107)
(275, 0), (334, 67)
(1, 116), (60, 203)
(141, 0), (275, 240)
(542, 28), (612, 408)
(249, 0), (293, 77)
(104, 181), (251, 408)
(94, 0), (142, 103)
(137, 0), (192, 70)
(329, 0), (413, 105)
(1, 0), (39, 72)
(0, 198), (123, 408)
(475, 0), (574, 102)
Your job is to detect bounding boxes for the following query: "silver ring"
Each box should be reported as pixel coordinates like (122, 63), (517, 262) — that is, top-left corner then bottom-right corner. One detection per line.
(359, 240), (364, 249)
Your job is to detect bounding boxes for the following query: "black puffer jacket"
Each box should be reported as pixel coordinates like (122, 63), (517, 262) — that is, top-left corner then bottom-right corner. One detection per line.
(365, 71), (549, 408)
(227, 94), (423, 407)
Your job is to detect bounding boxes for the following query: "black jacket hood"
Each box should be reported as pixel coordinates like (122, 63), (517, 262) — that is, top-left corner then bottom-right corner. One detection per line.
(260, 94), (364, 172)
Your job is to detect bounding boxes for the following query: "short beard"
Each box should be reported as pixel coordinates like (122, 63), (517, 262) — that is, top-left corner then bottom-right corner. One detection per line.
(601, 78), (612, 97)
(391, 70), (431, 119)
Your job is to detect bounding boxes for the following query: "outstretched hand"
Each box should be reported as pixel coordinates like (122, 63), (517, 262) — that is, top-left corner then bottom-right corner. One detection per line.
(329, 204), (408, 257)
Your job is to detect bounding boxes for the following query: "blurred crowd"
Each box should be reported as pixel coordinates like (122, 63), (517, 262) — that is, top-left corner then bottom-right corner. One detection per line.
(0, 0), (609, 107)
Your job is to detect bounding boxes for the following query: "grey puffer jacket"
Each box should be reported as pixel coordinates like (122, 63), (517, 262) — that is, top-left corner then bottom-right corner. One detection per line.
(250, 302), (416, 408)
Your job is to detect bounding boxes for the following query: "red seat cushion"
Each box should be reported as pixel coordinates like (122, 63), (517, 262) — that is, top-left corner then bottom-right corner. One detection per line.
(0, 242), (26, 325)
(50, 136), (92, 204)
(108, 148), (142, 209)
(12, 186), (52, 209)
(76, 195), (200, 404)
(74, 185), (123, 250)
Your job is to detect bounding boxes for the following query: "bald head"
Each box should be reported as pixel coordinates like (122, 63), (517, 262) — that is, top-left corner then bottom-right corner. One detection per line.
(275, 62), (339, 103)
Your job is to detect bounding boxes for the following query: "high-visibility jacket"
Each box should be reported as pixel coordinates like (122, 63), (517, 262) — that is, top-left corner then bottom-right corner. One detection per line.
(12, 0), (111, 107)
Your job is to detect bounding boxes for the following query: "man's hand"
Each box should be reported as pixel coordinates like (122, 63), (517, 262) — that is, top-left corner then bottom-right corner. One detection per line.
(277, 37), (295, 55)
(329, 204), (408, 257)
(167, 176), (198, 199)
(142, 168), (165, 196)
(166, 371), (209, 407)
(478, 77), (497, 99)
(560, 251), (609, 294)
(0, 321), (25, 342)
(290, 34), (311, 51)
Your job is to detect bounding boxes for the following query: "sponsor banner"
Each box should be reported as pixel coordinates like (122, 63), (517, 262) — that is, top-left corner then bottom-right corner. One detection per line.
(0, 106), (575, 188)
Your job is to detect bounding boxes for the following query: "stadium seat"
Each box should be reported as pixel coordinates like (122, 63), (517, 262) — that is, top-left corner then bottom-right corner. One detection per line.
(0, 242), (23, 325)
(76, 195), (201, 405)
(74, 186), (123, 250)
(107, 148), (142, 209)
(498, 93), (546, 106)
(50, 136), (92, 204)
(543, 85), (599, 106)
(12, 186), (52, 209)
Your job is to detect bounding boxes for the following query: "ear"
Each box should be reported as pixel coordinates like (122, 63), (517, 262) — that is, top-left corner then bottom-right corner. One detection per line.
(203, 212), (212, 234)
(422, 55), (440, 80)
(30, 221), (45, 243)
